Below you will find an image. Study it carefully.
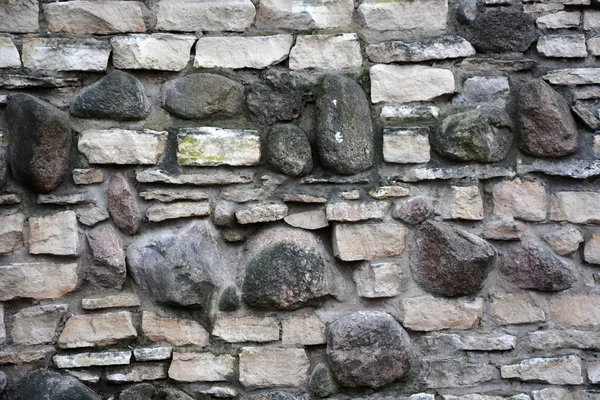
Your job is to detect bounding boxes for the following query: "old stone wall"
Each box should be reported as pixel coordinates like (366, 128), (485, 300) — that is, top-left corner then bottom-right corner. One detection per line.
(1, 0), (600, 399)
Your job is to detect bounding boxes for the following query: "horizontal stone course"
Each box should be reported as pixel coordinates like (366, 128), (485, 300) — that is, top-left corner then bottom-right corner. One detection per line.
(22, 38), (111, 71)
(155, 0), (256, 32)
(78, 130), (167, 165)
(111, 34), (196, 71)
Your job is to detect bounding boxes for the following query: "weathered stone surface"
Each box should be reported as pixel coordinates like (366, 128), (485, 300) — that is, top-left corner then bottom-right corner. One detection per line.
(383, 127), (431, 164)
(0, 37), (20, 68)
(127, 222), (220, 307)
(107, 363), (166, 383)
(469, 10), (536, 53)
(58, 312), (137, 348)
(537, 34), (587, 58)
(402, 296), (483, 331)
(65, 370), (100, 383)
(309, 363), (336, 398)
(290, 33), (362, 70)
(82, 294), (140, 310)
(0, 213), (24, 254)
(412, 221), (496, 297)
(327, 311), (410, 389)
(11, 304), (68, 345)
(460, 76), (510, 106)
(501, 355), (583, 385)
(236, 203), (288, 224)
(0, 346), (55, 365)
(155, 0), (255, 32)
(53, 351), (131, 368)
(8, 370), (101, 400)
(433, 108), (513, 163)
(482, 215), (524, 241)
(358, 0), (448, 31)
(37, 194), (86, 205)
(220, 188), (269, 203)
(147, 201), (211, 222)
(0, 194), (21, 205)
(7, 93), (72, 193)
(177, 128), (260, 167)
(22, 38), (111, 71)
(550, 192), (600, 223)
(367, 35), (475, 63)
(585, 233), (600, 264)
(544, 68), (600, 85)
(87, 224), (126, 290)
(381, 104), (440, 120)
(283, 193), (327, 203)
(142, 311), (209, 346)
(549, 293), (600, 326)
(490, 292), (545, 325)
(500, 243), (576, 291)
(333, 223), (408, 261)
(441, 186), (483, 221)
(0, 0), (39, 33)
(71, 71), (150, 120)
(134, 347), (172, 361)
(136, 168), (254, 186)
(421, 358), (495, 388)
(572, 102), (600, 130)
(316, 75), (374, 175)
(585, 10), (600, 30)
(77, 206), (109, 227)
(108, 173), (142, 235)
(544, 227), (583, 256)
(212, 315), (280, 343)
(0, 262), (78, 301)
(517, 79), (578, 157)
(537, 11), (580, 29)
(239, 347), (310, 388)
(111, 34), (196, 71)
(29, 211), (79, 256)
(392, 196), (433, 225)
(281, 313), (326, 345)
(492, 179), (546, 222)
(0, 305), (4, 345)
(140, 189), (209, 203)
(369, 185), (410, 199)
(219, 286), (241, 312)
(284, 209), (329, 230)
(169, 352), (235, 382)
(119, 383), (156, 400)
(258, 0), (352, 29)
(194, 35), (293, 69)
(391, 164), (515, 182)
(73, 169), (103, 185)
(353, 262), (402, 298)
(371, 65), (455, 103)
(266, 124), (313, 176)
(529, 329), (600, 350)
(326, 201), (390, 222)
(424, 332), (516, 351)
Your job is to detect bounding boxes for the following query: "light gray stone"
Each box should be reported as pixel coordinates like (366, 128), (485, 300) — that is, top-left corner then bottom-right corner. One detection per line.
(390, 164), (515, 182)
(367, 35), (474, 63)
(38, 194), (86, 205)
(29, 211), (79, 256)
(550, 192), (600, 223)
(380, 105), (440, 120)
(22, 38), (110, 71)
(0, 346), (55, 365)
(107, 363), (166, 382)
(402, 296), (483, 331)
(358, 0), (448, 32)
(0, 305), (4, 345)
(212, 315), (280, 343)
(111, 34), (196, 71)
(283, 193), (327, 203)
(549, 294), (600, 326)
(284, 209), (329, 230)
(0, 213), (24, 254)
(371, 64), (455, 103)
(544, 227), (584, 255)
(73, 169), (103, 185)
(177, 127), (260, 166)
(492, 179), (546, 221)
(82, 294), (141, 310)
(517, 159), (600, 179)
(421, 357), (495, 388)
(0, 0), (39, 33)
(146, 201), (211, 222)
(169, 352), (235, 382)
(0, 37), (20, 68)
(136, 168), (254, 186)
(155, 0), (255, 32)
(536, 11), (581, 29)
(258, 0), (354, 29)
(11, 304), (68, 345)
(333, 223), (408, 261)
(77, 206), (109, 227)
(501, 355), (583, 385)
(544, 68), (600, 85)
(326, 201), (390, 222)
(54, 351), (132, 368)
(424, 332), (516, 351)
(383, 127), (431, 164)
(441, 186), (483, 221)
(142, 311), (209, 346)
(66, 370), (101, 383)
(529, 329), (600, 350)
(585, 233), (600, 264)
(525, 3), (565, 12)
(537, 34), (587, 58)
(239, 347), (310, 388)
(79, 129), (167, 165)
(281, 313), (326, 345)
(58, 312), (137, 348)
(133, 346), (172, 361)
(289, 33), (362, 70)
(369, 186), (410, 199)
(0, 262), (78, 301)
(220, 188), (269, 203)
(587, 38), (600, 56)
(236, 203), (288, 224)
(584, 10), (600, 30)
(353, 262), (403, 298)
(482, 215), (524, 241)
(140, 189), (209, 202)
(460, 76), (510, 105)
(490, 292), (545, 325)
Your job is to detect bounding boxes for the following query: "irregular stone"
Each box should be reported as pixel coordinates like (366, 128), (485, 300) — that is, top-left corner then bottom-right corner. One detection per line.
(526, 3), (565, 12)
(58, 312), (137, 348)
(147, 201), (211, 222)
(371, 64), (455, 103)
(0, 213), (24, 254)
(37, 194), (86, 205)
(482, 215), (524, 241)
(82, 294), (141, 310)
(0, 37), (20, 68)
(239, 347), (310, 388)
(8, 370), (101, 400)
(107, 363), (166, 383)
(0, 74), (81, 89)
(490, 292), (545, 325)
(441, 186), (483, 221)
(108, 173), (142, 235)
(0, 194), (21, 205)
(500, 243), (576, 291)
(326, 201), (390, 222)
(469, 10), (536, 53)
(544, 227), (583, 255)
(421, 358), (495, 388)
(284, 209), (329, 230)
(212, 315), (279, 343)
(550, 192), (600, 223)
(316, 74), (374, 174)
(155, 0), (255, 32)
(572, 101), (600, 130)
(194, 35), (294, 69)
(402, 296), (483, 331)
(134, 346), (172, 361)
(0, 262), (78, 301)
(140, 189), (209, 202)
(549, 293), (600, 326)
(501, 355), (583, 385)
(537, 34), (587, 58)
(367, 35), (474, 63)
(392, 196), (433, 225)
(283, 193), (327, 203)
(369, 185), (410, 199)
(87, 224), (126, 290)
(309, 363), (336, 398)
(142, 311), (209, 346)
(537, 11), (581, 29)
(390, 164), (515, 182)
(289, 33), (362, 70)
(459, 76), (510, 106)
(126, 221), (221, 307)
(77, 206), (109, 226)
(301, 172), (372, 184)
(266, 124), (313, 177)
(545, 68), (600, 85)
(0, 305), (4, 345)
(111, 34), (196, 71)
(80, 129), (167, 165)
(73, 168), (103, 185)
(518, 159), (600, 178)
(412, 221), (496, 297)
(219, 286), (241, 312)
(353, 262), (402, 298)
(461, 57), (536, 73)
(0, 346), (55, 365)
(281, 313), (326, 345)
(257, 0), (353, 29)
(29, 211), (79, 256)
(220, 188), (269, 203)
(585, 10), (600, 30)
(236, 203), (288, 224)
(53, 351), (131, 368)
(380, 104), (440, 120)
(333, 223), (408, 261)
(492, 178), (546, 222)
(0, 0), (39, 33)
(7, 93), (72, 193)
(589, 363), (600, 384)
(65, 370), (100, 383)
(169, 352), (235, 382)
(529, 329), (600, 350)
(11, 304), (68, 345)
(383, 127), (431, 164)
(136, 168), (254, 186)
(340, 191), (361, 200)
(358, 0), (448, 31)
(424, 332), (516, 351)
(22, 38), (110, 71)
(585, 233), (600, 264)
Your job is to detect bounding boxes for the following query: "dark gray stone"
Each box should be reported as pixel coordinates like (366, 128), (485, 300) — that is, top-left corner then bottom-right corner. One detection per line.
(7, 93), (72, 193)
(326, 311), (411, 389)
(0, 371), (7, 395)
(87, 224), (126, 290)
(8, 370), (101, 400)
(119, 383), (156, 400)
(500, 243), (576, 291)
(309, 363), (336, 398)
(411, 221), (496, 297)
(517, 79), (579, 157)
(316, 75), (374, 175)
(159, 388), (195, 400)
(162, 73), (244, 119)
(0, 147), (8, 189)
(242, 392), (310, 400)
(433, 108), (513, 163)
(266, 124), (313, 177)
(108, 173), (142, 236)
(219, 285), (241, 312)
(469, 10), (537, 53)
(392, 196), (433, 225)
(126, 221), (220, 308)
(70, 70), (151, 121)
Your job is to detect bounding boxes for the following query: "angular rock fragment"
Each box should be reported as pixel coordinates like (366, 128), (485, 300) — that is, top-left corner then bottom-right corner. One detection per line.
(11, 304), (68, 345)
(333, 223), (408, 261)
(239, 347), (310, 389)
(29, 211), (79, 256)
(257, 0), (353, 30)
(108, 173), (142, 235)
(212, 315), (279, 343)
(111, 34), (196, 71)
(537, 34), (587, 58)
(0, 213), (24, 255)
(289, 33), (362, 71)
(469, 10), (537, 53)
(383, 127), (431, 164)
(53, 351), (131, 368)
(402, 296), (484, 331)
(266, 124), (313, 177)
(79, 129), (167, 165)
(8, 370), (101, 400)
(142, 311), (209, 347)
(0, 263), (78, 301)
(501, 355), (583, 385)
(58, 312), (137, 348)
(490, 292), (545, 325)
(544, 227), (584, 255)
(87, 224), (126, 290)
(371, 64), (455, 103)
(367, 35), (475, 63)
(22, 38), (111, 71)
(281, 313), (326, 345)
(169, 352), (234, 382)
(0, 37), (21, 68)
(155, 0), (256, 32)
(358, 0), (448, 31)
(236, 203), (288, 224)
(492, 178), (546, 222)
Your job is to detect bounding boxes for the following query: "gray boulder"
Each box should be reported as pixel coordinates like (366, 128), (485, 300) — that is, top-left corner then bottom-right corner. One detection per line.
(469, 10), (537, 53)
(8, 370), (101, 400)
(266, 124), (313, 176)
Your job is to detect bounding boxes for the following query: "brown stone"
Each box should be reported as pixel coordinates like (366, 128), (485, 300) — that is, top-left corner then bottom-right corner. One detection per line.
(142, 311), (209, 347)
(549, 293), (600, 326)
(0, 262), (78, 301)
(402, 296), (483, 331)
(87, 224), (126, 290)
(58, 311), (137, 348)
(490, 292), (546, 325)
(108, 173), (142, 235)
(11, 304), (68, 345)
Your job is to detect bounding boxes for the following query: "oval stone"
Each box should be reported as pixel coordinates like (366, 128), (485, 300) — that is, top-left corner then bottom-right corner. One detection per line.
(266, 124), (313, 177)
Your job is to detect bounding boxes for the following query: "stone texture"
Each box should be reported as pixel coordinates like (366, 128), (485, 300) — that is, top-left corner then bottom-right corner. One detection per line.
(239, 347), (310, 388)
(111, 34), (196, 71)
(0, 346), (55, 365)
(0, 213), (24, 254)
(544, 227), (584, 256)
(537, 34), (587, 58)
(58, 312), (137, 348)
(369, 186), (410, 199)
(140, 189), (209, 202)
(550, 192), (600, 223)
(392, 164), (515, 182)
(37, 194), (85, 205)
(219, 286), (241, 312)
(393, 196), (433, 225)
(106, 363), (166, 383)
(8, 370), (101, 400)
(281, 313), (326, 345)
(421, 358), (495, 388)
(73, 169), (103, 185)
(284, 209), (329, 230)
(572, 102), (600, 130)
(65, 370), (100, 384)
(441, 186), (484, 221)
(22, 38), (111, 71)
(585, 234), (600, 264)
(87, 224), (126, 290)
(0, 305), (4, 345)
(402, 296), (484, 331)
(142, 311), (209, 346)
(381, 105), (440, 120)
(258, 0), (353, 29)
(7, 93), (72, 193)
(482, 215), (524, 241)
(29, 211), (79, 256)
(517, 79), (578, 157)
(367, 35), (475, 63)
(358, 0), (448, 31)
(469, 10), (536, 53)
(108, 173), (142, 235)
(155, 0), (255, 32)
(82, 294), (140, 310)
(0, 262), (78, 301)
(529, 329), (600, 350)
(289, 33), (362, 70)
(549, 293), (600, 326)
(585, 10), (600, 30)
(333, 223), (408, 261)
(212, 315), (280, 343)
(412, 221), (496, 297)
(169, 352), (235, 382)
(501, 355), (583, 385)
(490, 292), (545, 325)
(134, 347), (172, 361)
(492, 179), (546, 222)
(283, 194), (327, 203)
(0, 0), (39, 33)
(309, 363), (336, 398)
(424, 333), (516, 351)
(146, 202), (211, 222)
(0, 37), (20, 68)
(460, 76), (510, 106)
(544, 68), (600, 85)
(326, 201), (390, 222)
(11, 304), (68, 345)
(371, 64), (455, 103)
(44, 1), (146, 34)
(316, 75), (374, 175)
(500, 243), (576, 291)
(353, 262), (402, 298)
(235, 203), (288, 224)
(266, 124), (313, 177)
(77, 206), (109, 227)
(383, 127), (431, 164)
(537, 11), (580, 29)
(194, 35), (293, 69)
(53, 351), (131, 368)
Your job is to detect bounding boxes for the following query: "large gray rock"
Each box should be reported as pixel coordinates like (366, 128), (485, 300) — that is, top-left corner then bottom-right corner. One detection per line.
(119, 383), (156, 400)
(7, 93), (72, 193)
(126, 221), (221, 307)
(517, 79), (578, 157)
(87, 224), (126, 290)
(500, 243), (576, 291)
(70, 70), (150, 120)
(327, 311), (411, 389)
(411, 221), (496, 297)
(107, 173), (142, 236)
(433, 108), (513, 163)
(468, 10), (537, 53)
(162, 73), (244, 119)
(316, 75), (374, 175)
(266, 124), (313, 177)
(8, 370), (101, 400)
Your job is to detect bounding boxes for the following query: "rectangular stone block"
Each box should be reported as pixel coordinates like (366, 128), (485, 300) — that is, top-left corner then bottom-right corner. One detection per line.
(441, 186), (484, 221)
(29, 211), (79, 256)
(281, 313), (326, 345)
(549, 293), (600, 326)
(584, 10), (600, 30)
(0, 213), (24, 255)
(402, 296), (483, 331)
(111, 34), (196, 71)
(353, 262), (403, 298)
(421, 357), (495, 388)
(490, 292), (545, 325)
(11, 304), (68, 345)
(169, 352), (235, 382)
(258, 0), (354, 29)
(0, 305), (4, 345)
(371, 64), (455, 103)
(22, 38), (111, 71)
(239, 347), (310, 388)
(78, 129), (168, 165)
(177, 127), (261, 166)
(550, 192), (600, 223)
(383, 127), (431, 164)
(529, 329), (600, 350)
(0, 263), (78, 301)
(136, 168), (254, 186)
(289, 33), (362, 71)
(133, 346), (172, 361)
(72, 168), (104, 185)
(142, 311), (209, 347)
(381, 105), (440, 120)
(0, 37), (21, 68)
(146, 202), (211, 222)
(0, 346), (55, 365)
(106, 363), (167, 382)
(54, 351), (132, 368)
(82, 294), (141, 310)
(141, 189), (210, 203)
(333, 223), (408, 261)
(544, 68), (600, 85)
(212, 315), (280, 343)
(493, 179), (547, 222)
(0, 0), (39, 33)
(156, 0), (255, 32)
(537, 34), (587, 58)
(58, 312), (137, 349)
(367, 35), (475, 63)
(369, 186), (410, 199)
(326, 201), (390, 222)
(424, 332), (516, 351)
(236, 204), (288, 224)
(358, 0), (448, 32)
(501, 355), (583, 385)
(536, 11), (581, 29)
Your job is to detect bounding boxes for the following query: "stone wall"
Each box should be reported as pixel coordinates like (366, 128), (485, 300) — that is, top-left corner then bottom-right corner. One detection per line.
(1, 0), (600, 399)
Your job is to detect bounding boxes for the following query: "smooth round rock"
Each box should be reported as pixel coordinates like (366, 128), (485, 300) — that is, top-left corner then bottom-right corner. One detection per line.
(7, 93), (72, 193)
(8, 370), (101, 400)
(107, 173), (142, 236)
(411, 221), (497, 297)
(309, 363), (336, 398)
(392, 196), (433, 225)
(469, 10), (537, 53)
(266, 124), (313, 177)
(70, 70), (151, 121)
(327, 311), (411, 389)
